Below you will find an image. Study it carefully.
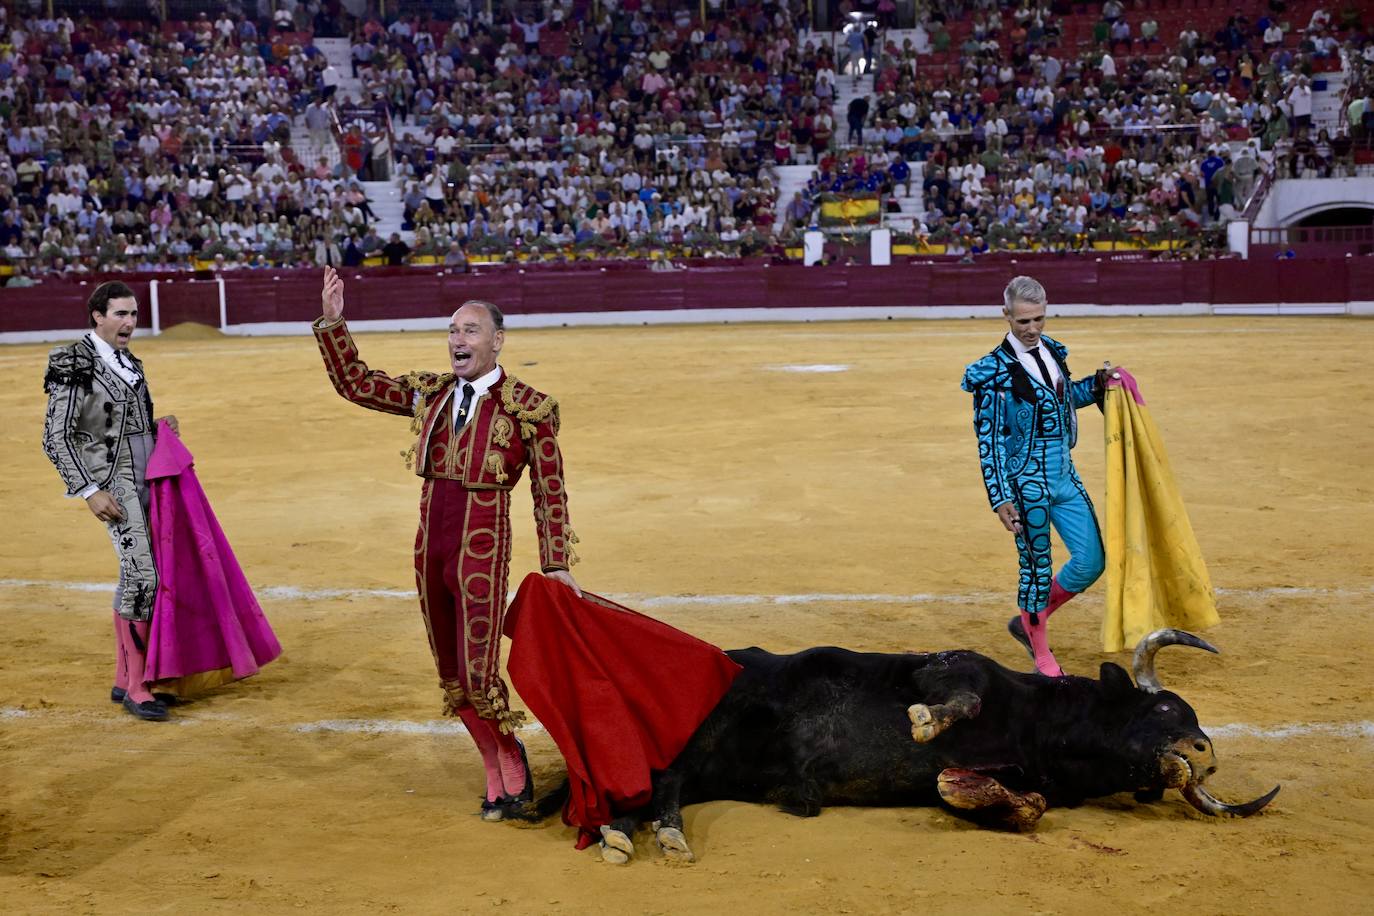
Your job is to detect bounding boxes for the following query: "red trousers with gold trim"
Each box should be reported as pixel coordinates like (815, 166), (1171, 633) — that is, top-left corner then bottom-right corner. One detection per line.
(415, 478), (521, 730)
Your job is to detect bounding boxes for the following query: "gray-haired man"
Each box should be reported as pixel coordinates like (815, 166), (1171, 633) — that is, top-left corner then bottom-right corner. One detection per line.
(960, 276), (1117, 676)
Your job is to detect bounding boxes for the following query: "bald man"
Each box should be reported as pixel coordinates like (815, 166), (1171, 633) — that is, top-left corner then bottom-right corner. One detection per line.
(314, 267), (580, 820)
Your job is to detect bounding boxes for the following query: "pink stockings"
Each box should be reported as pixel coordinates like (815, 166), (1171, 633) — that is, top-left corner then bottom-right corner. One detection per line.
(113, 610), (128, 693)
(1020, 578), (1080, 678)
(114, 613), (156, 704)
(456, 707), (527, 801)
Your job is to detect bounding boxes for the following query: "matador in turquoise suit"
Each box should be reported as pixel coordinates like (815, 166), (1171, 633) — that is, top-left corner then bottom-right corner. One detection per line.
(961, 276), (1116, 677)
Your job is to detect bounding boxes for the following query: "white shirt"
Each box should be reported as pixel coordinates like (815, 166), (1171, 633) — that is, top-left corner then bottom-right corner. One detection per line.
(89, 330), (142, 387)
(450, 364), (502, 428)
(1005, 332), (1062, 392)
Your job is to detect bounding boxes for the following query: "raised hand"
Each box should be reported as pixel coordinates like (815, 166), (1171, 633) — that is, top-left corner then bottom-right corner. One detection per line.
(322, 266), (345, 322)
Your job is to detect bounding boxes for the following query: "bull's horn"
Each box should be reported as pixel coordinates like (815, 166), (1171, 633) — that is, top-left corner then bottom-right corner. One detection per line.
(1131, 629), (1219, 692)
(1181, 782), (1281, 818)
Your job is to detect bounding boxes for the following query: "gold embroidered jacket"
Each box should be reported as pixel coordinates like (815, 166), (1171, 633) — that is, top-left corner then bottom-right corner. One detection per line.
(313, 316), (577, 571)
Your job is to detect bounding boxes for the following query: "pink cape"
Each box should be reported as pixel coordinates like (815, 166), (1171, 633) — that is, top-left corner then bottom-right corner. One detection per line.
(144, 420), (282, 689)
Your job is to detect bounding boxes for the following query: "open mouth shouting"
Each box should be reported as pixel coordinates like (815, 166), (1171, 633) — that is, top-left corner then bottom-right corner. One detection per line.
(451, 348), (473, 372)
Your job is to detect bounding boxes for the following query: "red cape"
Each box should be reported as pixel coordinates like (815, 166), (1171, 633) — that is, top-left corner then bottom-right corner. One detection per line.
(505, 574), (741, 848)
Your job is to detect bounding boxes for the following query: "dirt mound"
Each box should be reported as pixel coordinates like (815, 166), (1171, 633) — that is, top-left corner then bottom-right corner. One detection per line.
(158, 321), (223, 339)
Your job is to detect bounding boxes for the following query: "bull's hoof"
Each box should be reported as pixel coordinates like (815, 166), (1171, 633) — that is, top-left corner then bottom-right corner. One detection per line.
(908, 703), (938, 743)
(655, 826), (695, 864)
(1003, 792), (1048, 832)
(599, 825), (634, 865)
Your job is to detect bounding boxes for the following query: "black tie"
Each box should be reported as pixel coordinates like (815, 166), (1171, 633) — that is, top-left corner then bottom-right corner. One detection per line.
(454, 382), (475, 431)
(115, 350), (139, 381)
(1028, 346), (1060, 397)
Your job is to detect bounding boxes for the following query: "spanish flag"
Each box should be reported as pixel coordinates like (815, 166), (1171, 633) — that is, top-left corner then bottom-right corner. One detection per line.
(819, 197), (880, 223)
(1102, 371), (1220, 652)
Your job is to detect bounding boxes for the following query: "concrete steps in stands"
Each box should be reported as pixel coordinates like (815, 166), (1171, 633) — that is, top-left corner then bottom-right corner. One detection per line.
(313, 36), (364, 105)
(833, 74), (875, 149)
(289, 37), (364, 169)
(885, 160), (927, 232)
(774, 163), (816, 228)
(360, 179), (407, 241)
(1312, 67), (1348, 135)
(773, 161), (927, 233)
(288, 122), (338, 174)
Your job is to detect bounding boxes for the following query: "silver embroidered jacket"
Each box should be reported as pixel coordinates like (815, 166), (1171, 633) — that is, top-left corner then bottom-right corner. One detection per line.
(42, 336), (156, 496)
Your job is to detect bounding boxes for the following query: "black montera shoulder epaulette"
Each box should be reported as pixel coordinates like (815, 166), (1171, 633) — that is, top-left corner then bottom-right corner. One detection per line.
(44, 346), (96, 394)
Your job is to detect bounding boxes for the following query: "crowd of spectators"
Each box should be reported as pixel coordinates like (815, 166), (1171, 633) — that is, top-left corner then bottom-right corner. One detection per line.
(2, 0), (1372, 283)
(346, 0), (818, 261)
(0, 0), (365, 282)
(792, 0), (1374, 255)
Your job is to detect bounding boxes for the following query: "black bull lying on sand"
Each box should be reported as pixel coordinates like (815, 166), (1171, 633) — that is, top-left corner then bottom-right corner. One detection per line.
(583, 629), (1279, 864)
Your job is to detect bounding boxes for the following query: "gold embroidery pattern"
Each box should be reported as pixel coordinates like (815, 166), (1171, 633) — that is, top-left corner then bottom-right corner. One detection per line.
(500, 376), (558, 440)
(415, 479), (442, 671)
(398, 372), (456, 469)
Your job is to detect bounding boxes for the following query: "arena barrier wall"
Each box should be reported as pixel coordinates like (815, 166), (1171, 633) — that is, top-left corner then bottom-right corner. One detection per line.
(3, 257), (1372, 343)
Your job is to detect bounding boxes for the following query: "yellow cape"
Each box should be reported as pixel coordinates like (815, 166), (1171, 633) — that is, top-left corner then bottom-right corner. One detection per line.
(1102, 381), (1220, 652)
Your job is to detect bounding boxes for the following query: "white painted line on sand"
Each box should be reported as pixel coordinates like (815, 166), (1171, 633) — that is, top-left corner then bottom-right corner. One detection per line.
(767, 364), (851, 373)
(294, 719), (548, 737)
(0, 705), (1367, 744)
(3, 579), (1371, 607)
(1206, 722), (1374, 741)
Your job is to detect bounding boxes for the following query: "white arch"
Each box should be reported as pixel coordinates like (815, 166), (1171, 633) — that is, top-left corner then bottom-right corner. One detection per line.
(1254, 178), (1374, 228)
(1282, 201), (1374, 226)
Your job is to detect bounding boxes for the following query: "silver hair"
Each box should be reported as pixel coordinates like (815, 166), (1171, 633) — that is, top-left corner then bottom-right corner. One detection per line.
(1003, 276), (1047, 313)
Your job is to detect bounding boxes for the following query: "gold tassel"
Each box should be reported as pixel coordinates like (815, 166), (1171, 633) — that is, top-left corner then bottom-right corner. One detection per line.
(566, 527), (581, 567)
(484, 452), (508, 484)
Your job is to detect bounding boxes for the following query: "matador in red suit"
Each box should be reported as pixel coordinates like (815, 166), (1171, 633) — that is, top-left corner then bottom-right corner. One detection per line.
(313, 267), (581, 821)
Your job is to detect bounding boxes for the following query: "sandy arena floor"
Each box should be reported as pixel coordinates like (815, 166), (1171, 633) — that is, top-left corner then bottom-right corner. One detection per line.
(1, 315), (1371, 914)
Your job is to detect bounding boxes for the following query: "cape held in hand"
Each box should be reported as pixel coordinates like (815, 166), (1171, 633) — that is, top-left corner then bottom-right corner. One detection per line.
(505, 573), (742, 849)
(1102, 371), (1220, 653)
(144, 420), (282, 693)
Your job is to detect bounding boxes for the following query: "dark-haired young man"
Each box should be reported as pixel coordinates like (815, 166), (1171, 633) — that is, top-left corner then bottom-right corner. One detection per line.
(313, 267), (581, 820)
(42, 281), (179, 721)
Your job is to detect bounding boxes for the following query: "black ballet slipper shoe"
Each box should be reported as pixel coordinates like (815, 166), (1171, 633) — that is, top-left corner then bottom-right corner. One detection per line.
(499, 739), (537, 820)
(1006, 615), (1034, 660)
(121, 694), (169, 722)
(480, 797), (507, 822)
(111, 687), (181, 706)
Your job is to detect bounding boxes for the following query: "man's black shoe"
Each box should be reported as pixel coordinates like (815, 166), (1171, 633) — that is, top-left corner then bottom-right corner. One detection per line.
(121, 694), (169, 721)
(111, 686), (180, 706)
(1007, 615), (1034, 660)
